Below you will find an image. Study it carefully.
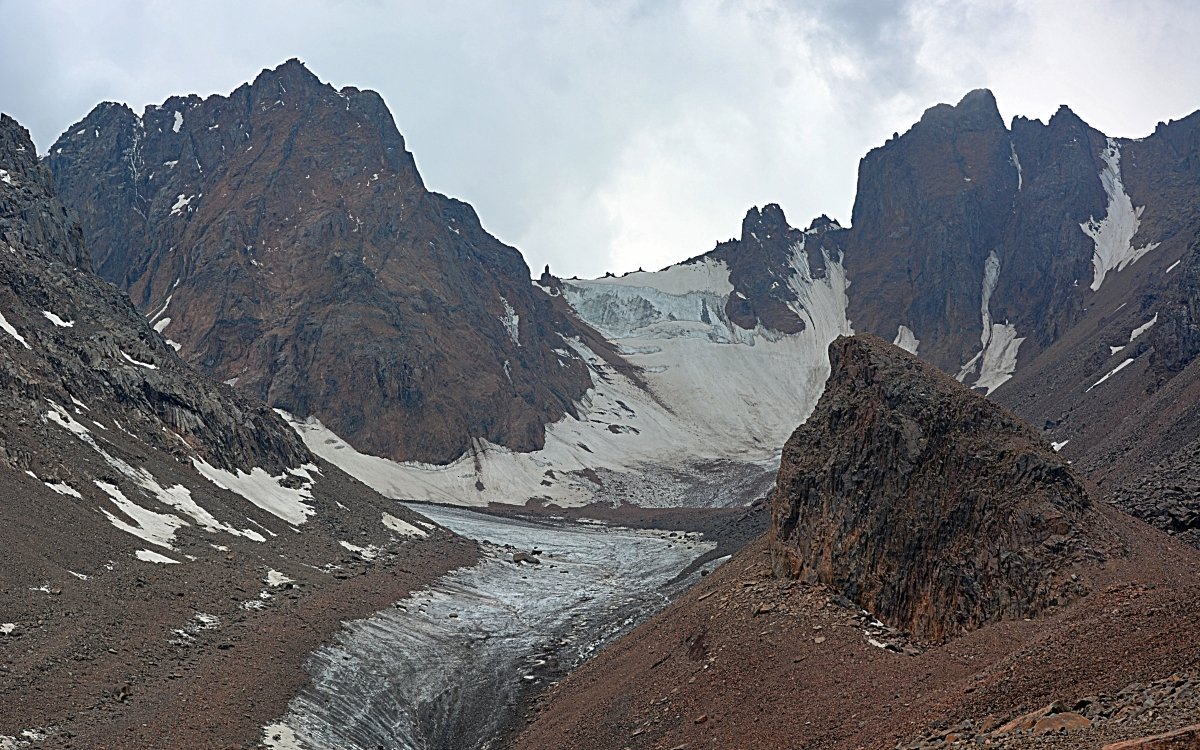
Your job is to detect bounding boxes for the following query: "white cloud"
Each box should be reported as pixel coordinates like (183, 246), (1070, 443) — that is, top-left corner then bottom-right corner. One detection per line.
(2, 0), (1198, 279)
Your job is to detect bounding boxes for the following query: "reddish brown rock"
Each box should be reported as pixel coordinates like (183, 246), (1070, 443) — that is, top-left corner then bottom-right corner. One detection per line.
(1103, 725), (1200, 750)
(769, 334), (1116, 641)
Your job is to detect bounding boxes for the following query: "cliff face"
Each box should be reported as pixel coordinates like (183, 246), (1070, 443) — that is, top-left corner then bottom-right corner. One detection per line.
(770, 335), (1114, 641)
(47, 59), (599, 464)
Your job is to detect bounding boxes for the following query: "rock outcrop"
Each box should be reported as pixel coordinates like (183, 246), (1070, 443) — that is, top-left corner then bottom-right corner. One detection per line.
(47, 59), (602, 464)
(770, 334), (1113, 641)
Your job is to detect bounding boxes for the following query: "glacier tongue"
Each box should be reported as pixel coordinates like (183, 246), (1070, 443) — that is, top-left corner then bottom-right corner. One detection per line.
(286, 246), (853, 509)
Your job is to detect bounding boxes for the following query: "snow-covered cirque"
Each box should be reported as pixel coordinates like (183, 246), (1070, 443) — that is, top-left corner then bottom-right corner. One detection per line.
(286, 242), (852, 509)
(261, 503), (715, 750)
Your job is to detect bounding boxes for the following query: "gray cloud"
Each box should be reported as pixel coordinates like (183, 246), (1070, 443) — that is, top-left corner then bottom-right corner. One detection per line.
(2, 0), (1198, 278)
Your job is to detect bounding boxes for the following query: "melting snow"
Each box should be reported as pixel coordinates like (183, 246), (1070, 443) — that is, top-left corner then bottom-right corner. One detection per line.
(41, 311), (74, 328)
(265, 569), (294, 587)
(957, 251), (1024, 394)
(339, 540), (379, 560)
(1010, 141), (1023, 190)
(382, 512), (429, 537)
(893, 325), (919, 354)
(1129, 313), (1158, 342)
(0, 311), (31, 349)
(96, 481), (188, 549)
(1087, 357), (1135, 392)
(170, 194), (193, 216)
(499, 297), (521, 346)
(135, 549), (180, 564)
(1081, 139), (1160, 291)
(120, 351), (158, 370)
(192, 460), (317, 525)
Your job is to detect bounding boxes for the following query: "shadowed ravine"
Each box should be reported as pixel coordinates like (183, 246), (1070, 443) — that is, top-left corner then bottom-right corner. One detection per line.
(261, 504), (717, 750)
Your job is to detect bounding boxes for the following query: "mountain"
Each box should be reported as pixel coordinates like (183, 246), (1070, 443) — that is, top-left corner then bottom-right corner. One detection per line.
(510, 336), (1200, 750)
(770, 335), (1114, 641)
(47, 65), (1200, 555)
(0, 112), (470, 750)
(46, 59), (602, 465)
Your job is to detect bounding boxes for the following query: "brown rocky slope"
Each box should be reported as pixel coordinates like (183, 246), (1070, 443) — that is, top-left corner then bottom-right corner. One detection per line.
(511, 336), (1200, 750)
(46, 59), (611, 465)
(0, 111), (476, 749)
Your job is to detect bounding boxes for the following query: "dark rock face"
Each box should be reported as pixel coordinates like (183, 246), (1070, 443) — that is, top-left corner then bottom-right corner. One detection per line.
(845, 91), (1105, 378)
(769, 335), (1111, 641)
(0, 114), (306, 474)
(48, 59), (599, 464)
(704, 204), (846, 335)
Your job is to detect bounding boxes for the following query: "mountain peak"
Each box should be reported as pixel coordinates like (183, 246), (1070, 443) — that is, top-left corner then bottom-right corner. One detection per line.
(916, 87), (1004, 133)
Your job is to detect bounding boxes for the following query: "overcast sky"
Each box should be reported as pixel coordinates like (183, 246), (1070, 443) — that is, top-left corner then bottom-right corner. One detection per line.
(3, 0), (1199, 278)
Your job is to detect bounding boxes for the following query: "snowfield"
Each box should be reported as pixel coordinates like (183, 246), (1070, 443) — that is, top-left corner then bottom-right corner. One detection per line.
(283, 238), (853, 509)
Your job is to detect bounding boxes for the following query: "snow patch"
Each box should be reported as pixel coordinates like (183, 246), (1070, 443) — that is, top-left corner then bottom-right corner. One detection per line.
(893, 325), (919, 354)
(1129, 313), (1158, 342)
(1166, 259), (1182, 274)
(1051, 440), (1069, 451)
(0, 169), (13, 186)
(0, 311), (31, 349)
(1081, 139), (1160, 292)
(192, 460), (317, 526)
(153, 316), (171, 333)
(1010, 141), (1023, 191)
(957, 251), (1024, 394)
(170, 194), (193, 216)
(120, 351), (158, 370)
(265, 570), (293, 587)
(1087, 357), (1135, 392)
(499, 297), (521, 346)
(382, 512), (429, 537)
(135, 549), (180, 564)
(41, 311), (74, 328)
(339, 540), (379, 560)
(0, 623), (14, 635)
(172, 111), (183, 133)
(96, 481), (188, 549)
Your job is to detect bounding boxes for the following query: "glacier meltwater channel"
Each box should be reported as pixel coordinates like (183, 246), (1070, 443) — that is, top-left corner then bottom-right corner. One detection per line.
(261, 503), (716, 750)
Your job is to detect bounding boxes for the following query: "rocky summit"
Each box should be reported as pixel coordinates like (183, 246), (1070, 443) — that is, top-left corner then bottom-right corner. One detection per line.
(770, 334), (1115, 641)
(46, 59), (604, 465)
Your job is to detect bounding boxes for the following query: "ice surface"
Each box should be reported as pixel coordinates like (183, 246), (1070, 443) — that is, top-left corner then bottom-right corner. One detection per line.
(41, 311), (74, 328)
(0, 311), (31, 349)
(893, 325), (919, 354)
(281, 239), (849, 509)
(1087, 357), (1135, 392)
(262, 503), (716, 749)
(135, 549), (180, 564)
(192, 460), (316, 525)
(1081, 139), (1160, 292)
